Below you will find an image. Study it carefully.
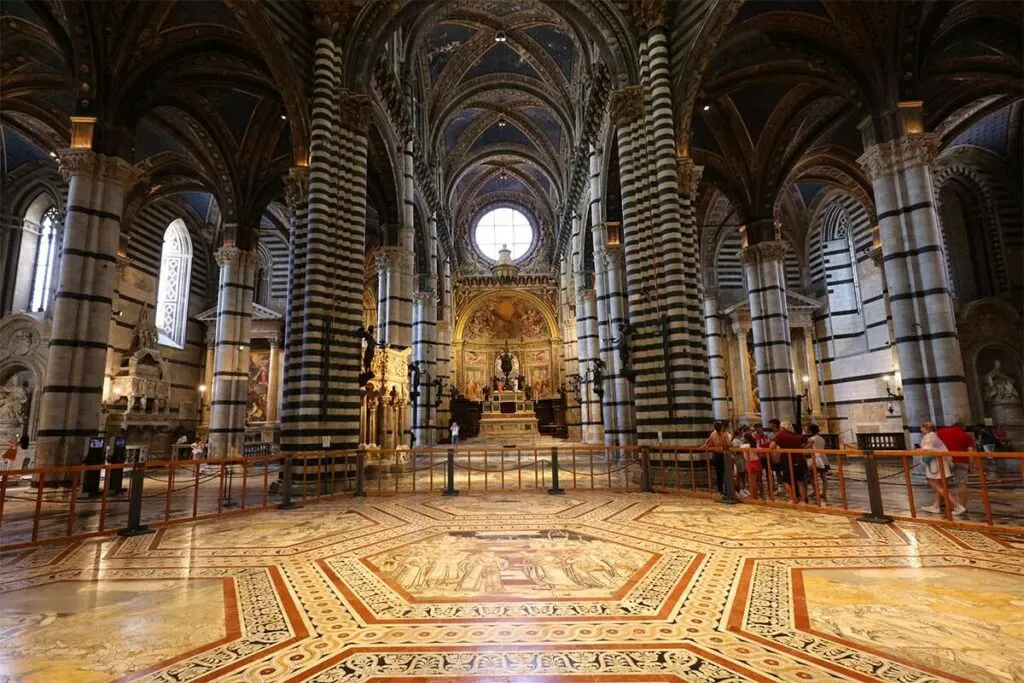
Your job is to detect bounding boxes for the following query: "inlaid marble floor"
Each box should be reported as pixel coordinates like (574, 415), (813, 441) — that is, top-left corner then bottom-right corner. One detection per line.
(1, 491), (1023, 682)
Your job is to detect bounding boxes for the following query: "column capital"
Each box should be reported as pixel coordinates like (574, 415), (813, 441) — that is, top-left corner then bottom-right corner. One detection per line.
(704, 286), (720, 304)
(282, 166), (309, 213)
(373, 249), (391, 274)
(309, 0), (357, 40)
(602, 244), (625, 271)
(413, 290), (438, 306)
(339, 90), (372, 134)
(57, 149), (140, 190)
(215, 245), (258, 268)
(609, 87), (645, 126)
(730, 313), (751, 336)
(741, 240), (788, 265)
(382, 245), (412, 272)
(578, 287), (597, 304)
(631, 0), (668, 33)
(857, 133), (940, 181)
(676, 156), (704, 197)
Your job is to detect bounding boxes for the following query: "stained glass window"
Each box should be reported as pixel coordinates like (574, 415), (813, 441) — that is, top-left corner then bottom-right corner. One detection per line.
(474, 207), (533, 260)
(29, 207), (61, 312)
(156, 219), (193, 348)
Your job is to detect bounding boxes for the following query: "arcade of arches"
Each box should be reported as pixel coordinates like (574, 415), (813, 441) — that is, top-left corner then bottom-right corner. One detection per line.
(1, 1), (1023, 682)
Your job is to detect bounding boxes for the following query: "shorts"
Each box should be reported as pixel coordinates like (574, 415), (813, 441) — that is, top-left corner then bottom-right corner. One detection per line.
(733, 453), (746, 470)
(815, 465), (830, 473)
(953, 462), (969, 485)
(746, 460), (762, 477)
(779, 455), (808, 484)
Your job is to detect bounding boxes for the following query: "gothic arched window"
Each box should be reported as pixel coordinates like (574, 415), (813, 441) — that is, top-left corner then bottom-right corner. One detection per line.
(156, 219), (193, 348)
(29, 206), (61, 312)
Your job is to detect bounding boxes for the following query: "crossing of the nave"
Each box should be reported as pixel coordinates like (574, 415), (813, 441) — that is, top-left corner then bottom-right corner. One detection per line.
(0, 1), (1023, 681)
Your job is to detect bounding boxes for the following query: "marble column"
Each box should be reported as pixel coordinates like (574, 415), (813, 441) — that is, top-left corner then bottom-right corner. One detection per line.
(858, 119), (970, 442)
(742, 233), (796, 425)
(201, 340), (215, 429)
(208, 245), (258, 458)
(35, 147), (138, 471)
(730, 316), (755, 421)
(802, 323), (823, 421)
(576, 286), (603, 444)
(266, 339), (281, 427)
(703, 288), (729, 421)
(411, 289), (437, 447)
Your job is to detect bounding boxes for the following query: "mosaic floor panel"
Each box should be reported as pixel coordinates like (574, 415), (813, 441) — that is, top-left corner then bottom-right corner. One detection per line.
(1, 491), (1022, 682)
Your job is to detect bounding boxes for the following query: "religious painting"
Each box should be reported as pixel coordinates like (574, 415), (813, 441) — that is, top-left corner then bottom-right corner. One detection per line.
(247, 350), (270, 424)
(464, 297), (547, 342)
(529, 349), (548, 364)
(527, 368), (551, 396)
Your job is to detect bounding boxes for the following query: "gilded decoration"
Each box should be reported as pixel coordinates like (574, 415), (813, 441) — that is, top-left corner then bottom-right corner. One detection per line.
(462, 296), (548, 342)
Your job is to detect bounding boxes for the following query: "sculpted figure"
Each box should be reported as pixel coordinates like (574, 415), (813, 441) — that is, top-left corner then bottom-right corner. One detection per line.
(984, 360), (1021, 403)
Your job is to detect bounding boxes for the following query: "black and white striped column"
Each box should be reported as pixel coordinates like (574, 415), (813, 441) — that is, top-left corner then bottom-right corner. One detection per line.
(859, 131), (970, 441)
(742, 234), (796, 424)
(280, 166), (308, 452)
(209, 245), (257, 457)
(576, 285), (603, 443)
(35, 149), (138, 471)
(703, 288), (730, 421)
(411, 289), (437, 447)
(559, 256), (582, 440)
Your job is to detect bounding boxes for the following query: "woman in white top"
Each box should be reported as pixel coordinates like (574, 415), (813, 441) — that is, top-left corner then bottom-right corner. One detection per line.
(920, 421), (964, 515)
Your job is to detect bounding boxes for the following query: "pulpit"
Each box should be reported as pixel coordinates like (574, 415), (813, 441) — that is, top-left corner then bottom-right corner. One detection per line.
(478, 390), (538, 437)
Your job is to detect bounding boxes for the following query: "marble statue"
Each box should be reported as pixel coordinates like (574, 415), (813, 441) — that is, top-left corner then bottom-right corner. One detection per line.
(984, 360), (1021, 403)
(0, 380), (29, 423)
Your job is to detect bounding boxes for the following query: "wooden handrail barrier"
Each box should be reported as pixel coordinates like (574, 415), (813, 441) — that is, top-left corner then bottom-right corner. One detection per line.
(1, 446), (1020, 549)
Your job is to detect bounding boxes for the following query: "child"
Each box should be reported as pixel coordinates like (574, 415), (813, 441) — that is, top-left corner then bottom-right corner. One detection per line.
(742, 432), (762, 499)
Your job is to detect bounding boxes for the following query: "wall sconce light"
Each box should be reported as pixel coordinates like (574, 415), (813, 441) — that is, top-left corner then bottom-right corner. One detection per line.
(497, 115), (507, 127)
(883, 373), (903, 415)
(494, 30), (507, 43)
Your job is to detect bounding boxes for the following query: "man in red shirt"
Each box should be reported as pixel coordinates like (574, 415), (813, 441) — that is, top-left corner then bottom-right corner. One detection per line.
(936, 421), (975, 515)
(770, 421), (808, 503)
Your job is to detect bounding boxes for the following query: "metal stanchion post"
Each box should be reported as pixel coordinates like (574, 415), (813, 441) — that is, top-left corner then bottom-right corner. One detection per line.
(441, 448), (459, 496)
(857, 450), (893, 523)
(355, 449), (366, 497)
(717, 447), (740, 504)
(117, 465), (154, 537)
(641, 446), (654, 493)
(277, 455), (301, 510)
(222, 461), (239, 508)
(548, 447), (565, 494)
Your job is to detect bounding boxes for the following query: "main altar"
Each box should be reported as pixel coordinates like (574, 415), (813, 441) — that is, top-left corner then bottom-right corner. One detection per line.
(479, 389), (538, 438)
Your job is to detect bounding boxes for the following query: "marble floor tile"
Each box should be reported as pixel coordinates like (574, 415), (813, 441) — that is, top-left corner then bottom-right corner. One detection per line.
(1, 491), (1022, 682)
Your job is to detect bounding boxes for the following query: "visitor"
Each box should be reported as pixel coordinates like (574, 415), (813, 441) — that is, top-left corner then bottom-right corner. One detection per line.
(753, 423), (771, 495)
(976, 423), (997, 453)
(766, 419), (785, 495)
(807, 423), (828, 504)
(450, 421), (460, 446)
(702, 421), (730, 494)
(936, 420), (974, 516)
(770, 421), (807, 504)
(742, 432), (762, 499)
(731, 425), (749, 496)
(920, 421), (964, 515)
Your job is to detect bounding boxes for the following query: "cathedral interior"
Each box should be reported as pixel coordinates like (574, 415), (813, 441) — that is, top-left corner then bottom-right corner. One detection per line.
(1, 1), (1023, 681)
